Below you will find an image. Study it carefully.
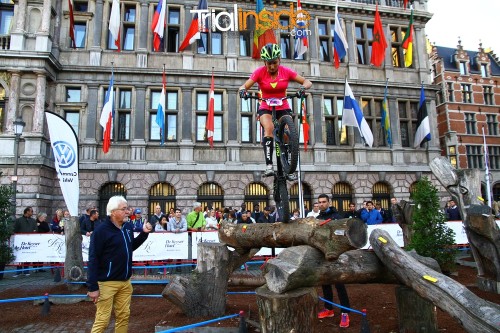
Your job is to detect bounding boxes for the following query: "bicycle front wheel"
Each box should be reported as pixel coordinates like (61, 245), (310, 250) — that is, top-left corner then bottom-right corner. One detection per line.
(278, 115), (299, 175)
(273, 177), (290, 223)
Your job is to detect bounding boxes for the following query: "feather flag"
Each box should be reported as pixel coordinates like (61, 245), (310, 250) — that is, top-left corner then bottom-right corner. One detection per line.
(293, 0), (308, 59)
(342, 79), (373, 147)
(109, 0), (121, 51)
(333, 0), (348, 68)
(68, 0), (76, 48)
(413, 85), (431, 148)
(301, 97), (310, 151)
(370, 5), (387, 67)
(402, 6), (414, 67)
(179, 0), (208, 52)
(381, 80), (392, 147)
(206, 70), (215, 148)
(252, 0), (277, 59)
(156, 67), (166, 145)
(99, 72), (115, 153)
(151, 0), (166, 52)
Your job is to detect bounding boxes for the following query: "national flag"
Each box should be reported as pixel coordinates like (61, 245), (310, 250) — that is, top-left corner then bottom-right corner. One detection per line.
(403, 0), (408, 9)
(370, 5), (387, 67)
(333, 0), (348, 68)
(301, 97), (310, 151)
(156, 67), (166, 145)
(413, 85), (431, 148)
(342, 79), (373, 147)
(151, 0), (166, 52)
(252, 0), (277, 59)
(402, 7), (414, 67)
(68, 0), (76, 48)
(179, 0), (208, 52)
(100, 73), (115, 153)
(381, 80), (392, 147)
(293, 0), (308, 59)
(109, 0), (121, 51)
(206, 70), (215, 148)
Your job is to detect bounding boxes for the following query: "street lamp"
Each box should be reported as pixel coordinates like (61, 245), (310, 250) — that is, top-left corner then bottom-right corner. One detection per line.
(12, 116), (25, 209)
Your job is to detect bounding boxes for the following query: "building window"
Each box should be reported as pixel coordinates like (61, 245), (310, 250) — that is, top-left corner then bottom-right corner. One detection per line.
(289, 182), (313, 214)
(464, 112), (476, 134)
(448, 145), (457, 168)
(355, 22), (373, 65)
(461, 84), (472, 103)
(243, 182), (269, 212)
(459, 61), (467, 75)
(324, 96), (347, 146)
(65, 111), (80, 135)
(197, 11), (222, 55)
(116, 89), (131, 141)
(66, 87), (81, 102)
(318, 19), (332, 62)
(489, 146), (499, 170)
(436, 89), (443, 105)
(331, 182), (353, 213)
(74, 22), (86, 48)
(446, 82), (454, 102)
(241, 95), (260, 143)
(481, 63), (488, 78)
(98, 182), (126, 217)
(197, 182), (224, 213)
(73, 0), (88, 12)
(196, 91), (223, 143)
(372, 182), (391, 209)
(148, 182), (176, 219)
(487, 114), (498, 136)
(166, 7), (180, 52)
(484, 86), (494, 105)
(0, 7), (14, 35)
(150, 90), (178, 142)
(108, 3), (137, 50)
(239, 32), (251, 57)
(390, 27), (405, 68)
(398, 100), (418, 147)
(361, 98), (386, 147)
(466, 145), (483, 169)
(279, 16), (291, 59)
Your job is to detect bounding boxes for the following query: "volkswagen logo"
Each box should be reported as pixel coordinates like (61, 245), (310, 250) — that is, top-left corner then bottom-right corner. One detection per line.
(52, 141), (76, 168)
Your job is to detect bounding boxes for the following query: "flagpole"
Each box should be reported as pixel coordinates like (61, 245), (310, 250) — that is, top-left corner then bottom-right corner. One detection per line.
(162, 63), (166, 145)
(482, 126), (492, 207)
(296, 90), (304, 218)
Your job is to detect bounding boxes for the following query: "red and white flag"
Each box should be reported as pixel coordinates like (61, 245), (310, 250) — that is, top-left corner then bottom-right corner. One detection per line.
(179, 0), (207, 52)
(151, 0), (166, 51)
(100, 73), (114, 153)
(206, 70), (215, 148)
(68, 0), (76, 48)
(109, 0), (121, 51)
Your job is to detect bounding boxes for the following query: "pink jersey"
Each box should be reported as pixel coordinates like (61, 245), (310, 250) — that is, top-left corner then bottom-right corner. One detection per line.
(249, 66), (298, 111)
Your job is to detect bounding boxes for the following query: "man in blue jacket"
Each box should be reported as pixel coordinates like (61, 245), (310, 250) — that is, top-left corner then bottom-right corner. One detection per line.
(361, 201), (383, 225)
(87, 196), (152, 333)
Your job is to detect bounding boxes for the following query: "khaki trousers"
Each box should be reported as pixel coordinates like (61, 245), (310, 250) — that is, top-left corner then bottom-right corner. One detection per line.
(91, 280), (133, 333)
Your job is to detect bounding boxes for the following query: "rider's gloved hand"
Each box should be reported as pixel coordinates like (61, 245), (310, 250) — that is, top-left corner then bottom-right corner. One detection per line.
(239, 89), (249, 100)
(296, 86), (306, 98)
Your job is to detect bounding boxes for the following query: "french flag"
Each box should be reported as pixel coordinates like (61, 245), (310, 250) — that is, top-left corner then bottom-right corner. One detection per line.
(100, 73), (114, 153)
(151, 0), (166, 51)
(333, 0), (348, 68)
(179, 0), (207, 52)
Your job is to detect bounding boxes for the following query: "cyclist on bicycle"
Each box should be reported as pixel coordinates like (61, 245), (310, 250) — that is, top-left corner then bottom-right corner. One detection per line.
(239, 43), (312, 177)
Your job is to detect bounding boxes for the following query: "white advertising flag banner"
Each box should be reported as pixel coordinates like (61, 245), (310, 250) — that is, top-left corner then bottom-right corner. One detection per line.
(45, 112), (80, 216)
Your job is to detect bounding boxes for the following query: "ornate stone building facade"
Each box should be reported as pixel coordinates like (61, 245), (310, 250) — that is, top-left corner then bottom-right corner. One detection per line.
(0, 0), (443, 217)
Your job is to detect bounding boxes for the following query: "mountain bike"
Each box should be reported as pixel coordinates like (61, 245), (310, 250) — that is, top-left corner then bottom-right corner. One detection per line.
(240, 91), (302, 222)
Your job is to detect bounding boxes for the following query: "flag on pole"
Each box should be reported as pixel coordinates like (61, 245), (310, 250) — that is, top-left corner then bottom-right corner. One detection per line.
(403, 0), (408, 10)
(179, 0), (208, 52)
(381, 80), (392, 147)
(156, 67), (166, 145)
(206, 70), (215, 148)
(100, 72), (115, 153)
(333, 0), (348, 68)
(370, 5), (387, 67)
(402, 7), (414, 67)
(301, 97), (310, 151)
(151, 0), (166, 52)
(251, 0), (277, 59)
(109, 0), (121, 51)
(342, 79), (373, 147)
(68, 0), (76, 48)
(413, 85), (431, 148)
(293, 0), (308, 59)
(482, 127), (492, 207)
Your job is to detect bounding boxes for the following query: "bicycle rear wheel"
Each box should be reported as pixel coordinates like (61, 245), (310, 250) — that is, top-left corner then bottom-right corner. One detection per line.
(277, 115), (299, 175)
(273, 177), (290, 223)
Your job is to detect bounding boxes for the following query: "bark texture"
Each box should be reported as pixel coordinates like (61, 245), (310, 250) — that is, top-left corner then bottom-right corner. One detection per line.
(64, 216), (84, 291)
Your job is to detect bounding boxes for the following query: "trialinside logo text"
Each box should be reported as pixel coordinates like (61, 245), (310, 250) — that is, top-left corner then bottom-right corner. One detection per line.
(191, 4), (311, 32)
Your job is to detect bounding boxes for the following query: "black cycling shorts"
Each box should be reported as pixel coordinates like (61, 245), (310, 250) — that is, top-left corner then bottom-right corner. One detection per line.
(257, 108), (292, 120)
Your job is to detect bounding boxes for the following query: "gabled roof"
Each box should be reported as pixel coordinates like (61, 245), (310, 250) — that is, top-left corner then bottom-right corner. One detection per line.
(435, 46), (500, 76)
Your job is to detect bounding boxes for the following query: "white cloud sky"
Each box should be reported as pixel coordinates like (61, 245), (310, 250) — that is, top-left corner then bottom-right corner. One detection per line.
(425, 0), (500, 54)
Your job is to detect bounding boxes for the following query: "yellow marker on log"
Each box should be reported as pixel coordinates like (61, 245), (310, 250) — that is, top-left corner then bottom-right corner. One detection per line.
(378, 237), (387, 244)
(423, 275), (438, 283)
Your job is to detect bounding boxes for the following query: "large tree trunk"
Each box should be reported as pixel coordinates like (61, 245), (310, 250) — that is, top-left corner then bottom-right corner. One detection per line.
(218, 217), (367, 260)
(256, 285), (318, 333)
(161, 242), (258, 317)
(396, 286), (438, 333)
(64, 216), (84, 291)
(263, 245), (441, 294)
(370, 228), (500, 333)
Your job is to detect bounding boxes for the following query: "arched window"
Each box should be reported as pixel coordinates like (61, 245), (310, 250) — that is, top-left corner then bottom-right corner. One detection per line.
(331, 182), (353, 213)
(98, 182), (127, 217)
(197, 182), (224, 212)
(149, 182), (176, 217)
(492, 183), (500, 202)
(244, 182), (269, 212)
(372, 182), (391, 209)
(409, 181), (418, 195)
(289, 182), (313, 215)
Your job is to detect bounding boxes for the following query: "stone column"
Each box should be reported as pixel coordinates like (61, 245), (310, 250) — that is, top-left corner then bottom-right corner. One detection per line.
(307, 13), (320, 77)
(311, 93), (327, 165)
(179, 87), (194, 164)
(85, 84), (99, 141)
(225, 88), (240, 164)
(32, 71), (47, 133)
(35, 0), (52, 51)
(90, 0), (104, 66)
(10, 0), (27, 50)
(383, 23), (394, 82)
(182, 5), (194, 70)
(136, 1), (148, 68)
(51, 0), (62, 56)
(344, 19), (358, 80)
(415, 27), (430, 84)
(6, 71), (21, 133)
(134, 86), (146, 140)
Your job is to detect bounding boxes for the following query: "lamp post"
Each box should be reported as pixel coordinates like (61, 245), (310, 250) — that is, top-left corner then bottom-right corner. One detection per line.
(12, 116), (26, 210)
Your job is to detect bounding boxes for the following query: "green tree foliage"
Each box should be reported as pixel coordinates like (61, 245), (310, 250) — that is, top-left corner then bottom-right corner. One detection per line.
(0, 177), (15, 263)
(408, 176), (456, 273)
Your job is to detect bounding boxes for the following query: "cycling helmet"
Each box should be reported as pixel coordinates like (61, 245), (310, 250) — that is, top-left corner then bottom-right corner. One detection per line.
(260, 43), (281, 61)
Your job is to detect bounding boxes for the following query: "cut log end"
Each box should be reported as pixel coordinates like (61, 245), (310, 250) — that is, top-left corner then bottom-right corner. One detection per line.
(345, 218), (368, 249)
